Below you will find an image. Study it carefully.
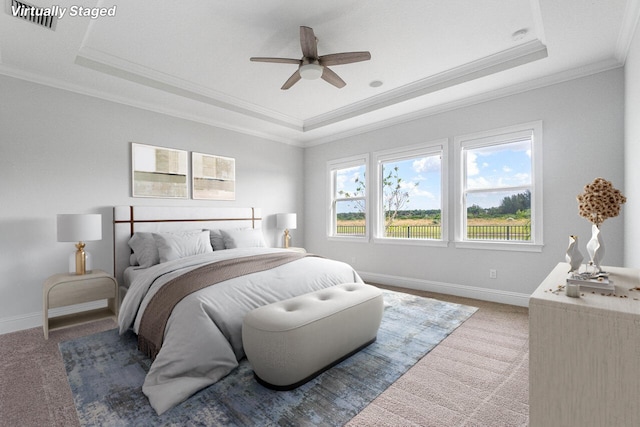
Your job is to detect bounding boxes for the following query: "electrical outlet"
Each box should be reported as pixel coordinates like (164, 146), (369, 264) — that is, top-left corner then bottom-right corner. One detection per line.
(489, 269), (497, 279)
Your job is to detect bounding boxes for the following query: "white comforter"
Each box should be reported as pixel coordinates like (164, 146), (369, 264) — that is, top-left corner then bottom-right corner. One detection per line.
(118, 247), (362, 415)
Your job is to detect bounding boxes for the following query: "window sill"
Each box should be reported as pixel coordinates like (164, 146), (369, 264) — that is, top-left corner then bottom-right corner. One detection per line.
(373, 237), (449, 247)
(327, 235), (370, 243)
(454, 241), (543, 252)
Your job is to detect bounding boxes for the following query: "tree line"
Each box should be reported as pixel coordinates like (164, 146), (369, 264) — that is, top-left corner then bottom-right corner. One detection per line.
(338, 190), (531, 221)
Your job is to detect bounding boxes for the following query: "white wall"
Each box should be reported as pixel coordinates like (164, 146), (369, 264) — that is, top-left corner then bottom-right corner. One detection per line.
(0, 75), (304, 333)
(625, 22), (640, 268)
(304, 69), (625, 305)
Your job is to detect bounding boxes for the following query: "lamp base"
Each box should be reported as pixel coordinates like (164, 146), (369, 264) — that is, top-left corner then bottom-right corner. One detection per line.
(283, 229), (291, 248)
(69, 242), (92, 275)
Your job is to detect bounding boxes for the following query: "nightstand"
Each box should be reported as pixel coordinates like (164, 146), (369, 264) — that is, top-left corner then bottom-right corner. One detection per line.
(43, 269), (118, 339)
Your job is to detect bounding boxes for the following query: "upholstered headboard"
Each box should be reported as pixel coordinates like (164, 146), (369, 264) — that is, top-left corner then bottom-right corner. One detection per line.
(113, 206), (262, 286)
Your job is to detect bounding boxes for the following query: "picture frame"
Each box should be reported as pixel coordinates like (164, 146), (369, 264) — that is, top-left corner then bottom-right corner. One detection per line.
(131, 142), (188, 198)
(191, 152), (236, 200)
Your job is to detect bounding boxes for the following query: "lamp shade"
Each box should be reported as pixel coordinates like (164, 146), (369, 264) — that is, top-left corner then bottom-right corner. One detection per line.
(276, 213), (297, 230)
(57, 214), (102, 242)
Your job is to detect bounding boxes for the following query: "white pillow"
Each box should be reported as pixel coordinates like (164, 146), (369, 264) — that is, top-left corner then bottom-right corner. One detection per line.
(128, 232), (160, 268)
(220, 228), (265, 249)
(153, 230), (213, 263)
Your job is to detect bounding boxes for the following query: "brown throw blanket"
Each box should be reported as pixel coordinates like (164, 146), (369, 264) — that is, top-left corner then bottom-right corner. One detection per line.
(138, 252), (312, 360)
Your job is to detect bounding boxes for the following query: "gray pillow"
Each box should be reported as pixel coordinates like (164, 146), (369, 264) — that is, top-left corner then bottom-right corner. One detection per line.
(205, 229), (226, 251)
(220, 228), (266, 249)
(128, 232), (160, 268)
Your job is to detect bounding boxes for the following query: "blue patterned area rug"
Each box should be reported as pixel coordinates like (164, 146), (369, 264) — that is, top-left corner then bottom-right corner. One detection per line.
(59, 290), (477, 426)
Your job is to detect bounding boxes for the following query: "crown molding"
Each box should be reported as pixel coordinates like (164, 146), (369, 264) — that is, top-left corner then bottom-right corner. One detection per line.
(0, 63), (303, 147)
(304, 39), (548, 132)
(75, 41), (548, 134)
(75, 46), (304, 131)
(615, 0), (640, 64)
(304, 57), (623, 147)
(0, 53), (623, 150)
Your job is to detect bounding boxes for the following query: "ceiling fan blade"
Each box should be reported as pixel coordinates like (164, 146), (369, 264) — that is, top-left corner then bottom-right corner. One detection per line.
(319, 51), (371, 66)
(321, 67), (346, 88)
(300, 26), (318, 59)
(281, 69), (302, 90)
(250, 57), (301, 65)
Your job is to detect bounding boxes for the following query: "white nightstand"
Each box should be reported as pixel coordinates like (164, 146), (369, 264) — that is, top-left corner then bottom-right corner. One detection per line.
(285, 247), (306, 253)
(43, 269), (118, 339)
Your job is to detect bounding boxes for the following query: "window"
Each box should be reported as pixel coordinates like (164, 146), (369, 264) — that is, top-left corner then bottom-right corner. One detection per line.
(327, 155), (368, 240)
(373, 141), (448, 245)
(454, 122), (543, 251)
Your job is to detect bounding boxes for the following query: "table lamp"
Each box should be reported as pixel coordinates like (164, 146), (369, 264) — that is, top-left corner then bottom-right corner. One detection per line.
(276, 213), (297, 248)
(57, 214), (102, 275)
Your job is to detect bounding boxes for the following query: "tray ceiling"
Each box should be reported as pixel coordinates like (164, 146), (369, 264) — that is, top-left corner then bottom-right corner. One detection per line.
(0, 0), (635, 145)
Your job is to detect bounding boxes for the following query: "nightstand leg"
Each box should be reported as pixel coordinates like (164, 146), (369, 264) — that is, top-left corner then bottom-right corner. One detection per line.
(43, 298), (49, 340)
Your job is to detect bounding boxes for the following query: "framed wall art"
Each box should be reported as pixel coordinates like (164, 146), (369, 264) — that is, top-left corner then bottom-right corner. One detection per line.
(192, 152), (236, 200)
(131, 142), (188, 198)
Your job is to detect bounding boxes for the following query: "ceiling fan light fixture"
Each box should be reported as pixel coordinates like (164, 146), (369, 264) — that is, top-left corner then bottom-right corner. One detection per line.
(299, 63), (323, 80)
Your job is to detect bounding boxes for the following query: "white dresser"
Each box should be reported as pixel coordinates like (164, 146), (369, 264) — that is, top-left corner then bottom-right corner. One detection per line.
(529, 262), (640, 427)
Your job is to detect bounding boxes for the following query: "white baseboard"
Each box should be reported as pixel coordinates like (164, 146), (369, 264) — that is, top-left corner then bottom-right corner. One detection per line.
(359, 271), (530, 307)
(1, 274), (529, 335)
(0, 300), (108, 335)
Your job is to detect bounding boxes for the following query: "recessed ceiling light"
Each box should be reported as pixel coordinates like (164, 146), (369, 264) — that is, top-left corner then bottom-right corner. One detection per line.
(512, 28), (528, 41)
(369, 80), (383, 88)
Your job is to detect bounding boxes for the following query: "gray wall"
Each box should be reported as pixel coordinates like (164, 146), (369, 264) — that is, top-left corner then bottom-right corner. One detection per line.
(625, 22), (640, 268)
(0, 75), (304, 332)
(304, 69), (625, 305)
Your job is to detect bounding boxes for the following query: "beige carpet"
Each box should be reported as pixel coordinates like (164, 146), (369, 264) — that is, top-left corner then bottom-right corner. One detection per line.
(348, 285), (529, 426)
(0, 286), (528, 426)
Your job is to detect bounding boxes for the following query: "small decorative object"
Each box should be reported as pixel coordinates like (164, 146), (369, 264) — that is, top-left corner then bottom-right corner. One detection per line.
(565, 235), (583, 273)
(276, 213), (297, 248)
(565, 283), (580, 298)
(576, 177), (626, 273)
(586, 224), (604, 272)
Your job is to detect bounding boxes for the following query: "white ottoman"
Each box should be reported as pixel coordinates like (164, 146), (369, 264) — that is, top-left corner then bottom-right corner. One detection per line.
(242, 283), (384, 390)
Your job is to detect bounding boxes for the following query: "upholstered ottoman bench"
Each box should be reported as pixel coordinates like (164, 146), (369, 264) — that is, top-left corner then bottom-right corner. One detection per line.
(242, 283), (384, 390)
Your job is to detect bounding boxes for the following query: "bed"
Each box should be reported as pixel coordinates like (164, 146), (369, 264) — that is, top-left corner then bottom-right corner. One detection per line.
(113, 206), (363, 415)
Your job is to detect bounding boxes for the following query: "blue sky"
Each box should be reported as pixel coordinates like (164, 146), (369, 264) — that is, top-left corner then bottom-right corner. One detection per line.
(336, 139), (531, 212)
(465, 140), (532, 208)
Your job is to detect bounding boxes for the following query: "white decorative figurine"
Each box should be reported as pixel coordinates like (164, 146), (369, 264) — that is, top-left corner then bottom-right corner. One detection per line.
(565, 235), (583, 273)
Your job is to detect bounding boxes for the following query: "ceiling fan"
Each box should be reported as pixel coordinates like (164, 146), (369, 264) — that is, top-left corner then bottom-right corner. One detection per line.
(250, 26), (371, 90)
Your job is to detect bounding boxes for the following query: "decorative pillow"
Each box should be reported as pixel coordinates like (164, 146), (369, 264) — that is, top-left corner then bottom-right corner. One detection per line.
(205, 229), (226, 251)
(153, 230), (213, 263)
(129, 253), (139, 266)
(220, 228), (266, 249)
(128, 232), (160, 268)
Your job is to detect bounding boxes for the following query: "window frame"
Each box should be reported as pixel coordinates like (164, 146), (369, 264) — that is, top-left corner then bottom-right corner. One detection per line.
(327, 154), (370, 242)
(372, 139), (449, 247)
(454, 121), (543, 252)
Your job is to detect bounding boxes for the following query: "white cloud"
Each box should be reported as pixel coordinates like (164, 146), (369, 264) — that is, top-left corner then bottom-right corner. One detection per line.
(413, 157), (440, 173)
(411, 187), (435, 199)
(514, 173), (530, 184)
(467, 152), (480, 176)
(467, 176), (491, 188)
